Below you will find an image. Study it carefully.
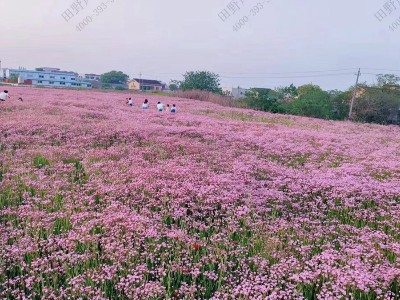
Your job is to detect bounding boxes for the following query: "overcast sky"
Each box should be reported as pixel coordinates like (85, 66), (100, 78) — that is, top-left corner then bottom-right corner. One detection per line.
(0, 0), (399, 90)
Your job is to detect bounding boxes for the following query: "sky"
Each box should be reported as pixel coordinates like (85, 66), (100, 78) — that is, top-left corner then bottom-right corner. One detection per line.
(0, 0), (399, 90)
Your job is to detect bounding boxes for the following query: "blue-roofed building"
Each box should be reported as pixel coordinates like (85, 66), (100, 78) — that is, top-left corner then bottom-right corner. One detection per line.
(1, 67), (92, 89)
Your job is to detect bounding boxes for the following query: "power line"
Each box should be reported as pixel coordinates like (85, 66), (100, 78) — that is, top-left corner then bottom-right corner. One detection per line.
(141, 72), (357, 80)
(362, 68), (400, 72)
(218, 68), (358, 75)
(139, 69), (399, 80)
(218, 72), (356, 79)
(140, 68), (359, 77)
(363, 72), (400, 76)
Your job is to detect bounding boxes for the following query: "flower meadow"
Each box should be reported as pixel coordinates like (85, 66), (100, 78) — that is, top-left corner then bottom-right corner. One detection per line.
(0, 87), (399, 300)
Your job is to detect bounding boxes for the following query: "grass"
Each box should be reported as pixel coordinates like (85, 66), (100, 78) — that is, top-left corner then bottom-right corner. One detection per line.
(32, 155), (50, 169)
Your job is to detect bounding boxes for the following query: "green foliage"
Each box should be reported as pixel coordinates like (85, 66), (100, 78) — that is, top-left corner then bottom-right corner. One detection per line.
(114, 86), (127, 91)
(100, 71), (129, 84)
(242, 88), (287, 113)
(33, 155), (50, 169)
(353, 88), (400, 124)
(330, 91), (351, 120)
(297, 84), (323, 96)
(101, 83), (112, 90)
(290, 86), (333, 119)
(169, 80), (180, 91)
(9, 74), (18, 83)
(275, 83), (298, 98)
(376, 73), (400, 87)
(169, 84), (178, 91)
(180, 71), (222, 94)
(64, 158), (89, 185)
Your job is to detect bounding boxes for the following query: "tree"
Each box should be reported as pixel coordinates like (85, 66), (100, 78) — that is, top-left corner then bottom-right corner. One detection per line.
(169, 80), (180, 91)
(352, 88), (400, 124)
(9, 74), (19, 83)
(330, 90), (351, 120)
(242, 88), (286, 113)
(290, 88), (333, 119)
(297, 84), (323, 96)
(180, 71), (222, 94)
(275, 84), (298, 98)
(376, 74), (400, 87)
(100, 71), (129, 84)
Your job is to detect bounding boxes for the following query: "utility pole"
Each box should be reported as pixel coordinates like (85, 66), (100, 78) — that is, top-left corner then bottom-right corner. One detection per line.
(349, 68), (361, 120)
(139, 72), (142, 91)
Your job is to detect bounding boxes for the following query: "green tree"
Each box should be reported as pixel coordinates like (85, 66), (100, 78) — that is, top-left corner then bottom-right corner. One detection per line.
(330, 90), (351, 120)
(10, 74), (19, 83)
(169, 80), (180, 91)
(290, 87), (333, 119)
(353, 88), (400, 124)
(101, 83), (112, 89)
(180, 71), (222, 93)
(376, 74), (400, 87)
(100, 71), (129, 84)
(242, 88), (286, 113)
(297, 84), (323, 96)
(276, 84), (298, 98)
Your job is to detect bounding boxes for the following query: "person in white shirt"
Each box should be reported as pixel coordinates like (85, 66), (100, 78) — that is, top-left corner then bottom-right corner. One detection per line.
(128, 98), (133, 106)
(156, 102), (164, 112)
(170, 104), (177, 113)
(142, 99), (149, 109)
(0, 90), (9, 101)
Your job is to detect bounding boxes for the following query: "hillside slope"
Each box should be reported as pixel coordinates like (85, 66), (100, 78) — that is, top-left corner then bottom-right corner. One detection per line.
(1, 87), (400, 299)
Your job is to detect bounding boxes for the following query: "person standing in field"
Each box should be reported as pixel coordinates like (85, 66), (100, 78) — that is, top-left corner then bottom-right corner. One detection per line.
(0, 90), (10, 101)
(156, 102), (164, 112)
(128, 98), (133, 106)
(142, 99), (149, 109)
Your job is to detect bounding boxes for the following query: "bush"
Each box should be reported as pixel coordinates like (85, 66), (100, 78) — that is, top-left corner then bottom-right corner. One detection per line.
(241, 88), (287, 113)
(115, 86), (127, 91)
(353, 88), (400, 124)
(175, 90), (241, 107)
(290, 90), (333, 119)
(101, 84), (112, 90)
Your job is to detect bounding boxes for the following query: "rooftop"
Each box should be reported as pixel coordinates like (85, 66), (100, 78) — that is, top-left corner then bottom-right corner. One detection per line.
(131, 78), (162, 85)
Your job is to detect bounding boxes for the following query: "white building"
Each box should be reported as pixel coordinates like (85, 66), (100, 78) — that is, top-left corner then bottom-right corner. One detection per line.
(1, 68), (92, 89)
(222, 86), (249, 99)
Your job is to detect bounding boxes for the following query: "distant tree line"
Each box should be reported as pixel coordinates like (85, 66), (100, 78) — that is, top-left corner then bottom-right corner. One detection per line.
(171, 71), (400, 125)
(239, 74), (400, 124)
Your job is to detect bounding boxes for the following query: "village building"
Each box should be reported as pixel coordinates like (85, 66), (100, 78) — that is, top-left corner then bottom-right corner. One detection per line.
(128, 78), (163, 91)
(1, 67), (92, 88)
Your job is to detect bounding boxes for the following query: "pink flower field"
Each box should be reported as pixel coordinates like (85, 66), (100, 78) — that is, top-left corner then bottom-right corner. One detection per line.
(1, 87), (400, 300)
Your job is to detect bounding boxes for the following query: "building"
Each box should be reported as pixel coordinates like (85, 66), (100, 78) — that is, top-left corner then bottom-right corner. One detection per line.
(222, 86), (248, 99)
(383, 84), (400, 91)
(128, 78), (163, 91)
(84, 73), (101, 81)
(1, 68), (92, 88)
